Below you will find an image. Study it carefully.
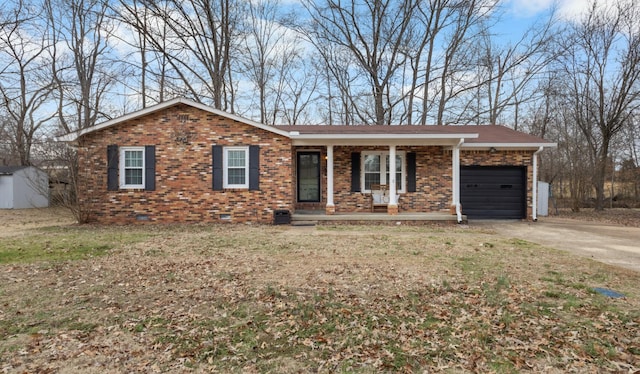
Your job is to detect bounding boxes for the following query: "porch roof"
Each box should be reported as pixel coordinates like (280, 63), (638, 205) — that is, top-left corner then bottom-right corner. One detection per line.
(279, 124), (475, 146)
(278, 124), (556, 149)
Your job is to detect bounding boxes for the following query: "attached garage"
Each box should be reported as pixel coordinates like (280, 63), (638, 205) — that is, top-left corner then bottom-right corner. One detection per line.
(460, 166), (526, 219)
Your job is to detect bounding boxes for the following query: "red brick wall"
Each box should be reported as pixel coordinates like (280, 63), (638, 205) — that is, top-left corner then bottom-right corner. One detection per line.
(77, 104), (293, 224)
(293, 146), (453, 214)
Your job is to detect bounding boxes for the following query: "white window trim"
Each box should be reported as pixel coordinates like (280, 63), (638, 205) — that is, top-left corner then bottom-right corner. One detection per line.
(223, 146), (249, 189)
(361, 151), (406, 193)
(119, 146), (145, 189)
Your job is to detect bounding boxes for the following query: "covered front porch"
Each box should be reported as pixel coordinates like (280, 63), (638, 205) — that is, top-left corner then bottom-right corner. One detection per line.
(290, 133), (475, 223)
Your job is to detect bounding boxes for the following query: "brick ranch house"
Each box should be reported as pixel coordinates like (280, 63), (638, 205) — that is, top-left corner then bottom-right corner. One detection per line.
(57, 98), (555, 224)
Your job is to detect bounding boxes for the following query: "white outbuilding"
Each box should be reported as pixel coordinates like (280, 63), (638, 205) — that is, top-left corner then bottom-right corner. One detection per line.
(0, 166), (49, 209)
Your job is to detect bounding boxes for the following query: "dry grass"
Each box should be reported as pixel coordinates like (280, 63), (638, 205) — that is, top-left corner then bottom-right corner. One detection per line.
(0, 209), (638, 373)
(0, 207), (76, 238)
(555, 208), (640, 228)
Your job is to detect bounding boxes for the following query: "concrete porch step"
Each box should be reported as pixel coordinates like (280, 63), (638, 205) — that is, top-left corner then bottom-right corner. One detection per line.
(291, 220), (318, 226)
(291, 212), (465, 224)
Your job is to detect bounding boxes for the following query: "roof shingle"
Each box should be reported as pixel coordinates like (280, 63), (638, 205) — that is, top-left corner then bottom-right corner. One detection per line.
(275, 124), (553, 145)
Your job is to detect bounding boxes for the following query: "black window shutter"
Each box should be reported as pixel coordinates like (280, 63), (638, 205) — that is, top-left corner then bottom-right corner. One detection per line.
(212, 145), (223, 190)
(107, 145), (118, 191)
(407, 152), (417, 192)
(145, 145), (156, 191)
(351, 152), (361, 192)
(249, 145), (260, 191)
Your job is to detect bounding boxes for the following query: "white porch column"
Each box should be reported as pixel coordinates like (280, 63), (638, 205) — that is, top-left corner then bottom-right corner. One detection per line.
(326, 145), (335, 214)
(389, 145), (398, 209)
(532, 146), (544, 221)
(452, 139), (463, 223)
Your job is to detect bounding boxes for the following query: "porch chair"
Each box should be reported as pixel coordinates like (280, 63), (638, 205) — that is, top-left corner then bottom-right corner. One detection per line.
(369, 184), (400, 213)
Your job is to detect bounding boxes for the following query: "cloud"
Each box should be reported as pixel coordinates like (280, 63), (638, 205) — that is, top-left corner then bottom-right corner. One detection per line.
(556, 0), (595, 20)
(507, 0), (593, 20)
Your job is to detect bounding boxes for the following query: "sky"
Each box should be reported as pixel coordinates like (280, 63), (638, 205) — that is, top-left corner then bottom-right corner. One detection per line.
(488, 0), (593, 45)
(507, 0), (592, 19)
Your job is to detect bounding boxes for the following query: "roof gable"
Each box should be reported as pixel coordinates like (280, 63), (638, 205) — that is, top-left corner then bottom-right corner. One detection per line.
(55, 98), (291, 142)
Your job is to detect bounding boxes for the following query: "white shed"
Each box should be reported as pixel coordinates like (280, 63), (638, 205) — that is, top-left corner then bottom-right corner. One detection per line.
(537, 181), (550, 217)
(0, 166), (49, 209)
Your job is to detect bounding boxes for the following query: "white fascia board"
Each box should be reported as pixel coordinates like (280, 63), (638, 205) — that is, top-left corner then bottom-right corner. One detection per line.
(55, 97), (290, 142)
(291, 133), (478, 146)
(56, 97), (187, 142)
(461, 142), (557, 149)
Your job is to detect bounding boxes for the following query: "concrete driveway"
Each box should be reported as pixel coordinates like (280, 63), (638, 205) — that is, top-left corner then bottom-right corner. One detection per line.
(485, 217), (640, 273)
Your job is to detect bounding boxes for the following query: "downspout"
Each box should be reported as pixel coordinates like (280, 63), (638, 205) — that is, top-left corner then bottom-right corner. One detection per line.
(453, 138), (464, 223)
(532, 146), (544, 222)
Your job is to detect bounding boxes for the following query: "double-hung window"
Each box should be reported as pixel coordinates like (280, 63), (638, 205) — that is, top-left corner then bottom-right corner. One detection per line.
(363, 154), (381, 188)
(362, 151), (405, 192)
(224, 147), (249, 188)
(120, 147), (145, 189)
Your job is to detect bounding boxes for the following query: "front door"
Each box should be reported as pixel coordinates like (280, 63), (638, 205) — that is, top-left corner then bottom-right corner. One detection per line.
(297, 152), (321, 202)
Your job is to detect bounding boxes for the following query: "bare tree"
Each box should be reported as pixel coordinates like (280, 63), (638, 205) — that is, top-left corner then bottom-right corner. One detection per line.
(44, 0), (123, 222)
(127, 0), (243, 111)
(313, 43), (362, 125)
(239, 0), (286, 124)
(475, 14), (557, 126)
(301, 0), (419, 125)
(619, 115), (640, 203)
(46, 0), (120, 133)
(0, 0), (55, 165)
(235, 0), (318, 125)
(115, 0), (178, 106)
(276, 56), (320, 125)
(402, 0), (453, 125)
(559, 0), (640, 210)
(431, 0), (496, 125)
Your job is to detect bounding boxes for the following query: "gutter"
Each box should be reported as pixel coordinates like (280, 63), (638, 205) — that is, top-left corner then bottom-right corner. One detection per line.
(532, 146), (544, 222)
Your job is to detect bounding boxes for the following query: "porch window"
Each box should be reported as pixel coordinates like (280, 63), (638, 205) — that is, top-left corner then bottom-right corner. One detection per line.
(362, 151), (405, 192)
(363, 154), (381, 189)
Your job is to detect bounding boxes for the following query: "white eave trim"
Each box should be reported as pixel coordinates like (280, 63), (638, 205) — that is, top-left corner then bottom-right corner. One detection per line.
(55, 97), (291, 142)
(290, 133), (478, 146)
(462, 142), (557, 149)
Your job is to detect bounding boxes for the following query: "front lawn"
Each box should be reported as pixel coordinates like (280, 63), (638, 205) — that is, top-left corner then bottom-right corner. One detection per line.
(0, 217), (638, 372)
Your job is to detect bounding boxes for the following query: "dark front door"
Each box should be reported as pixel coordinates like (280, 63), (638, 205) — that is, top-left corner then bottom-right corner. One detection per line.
(297, 152), (321, 202)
